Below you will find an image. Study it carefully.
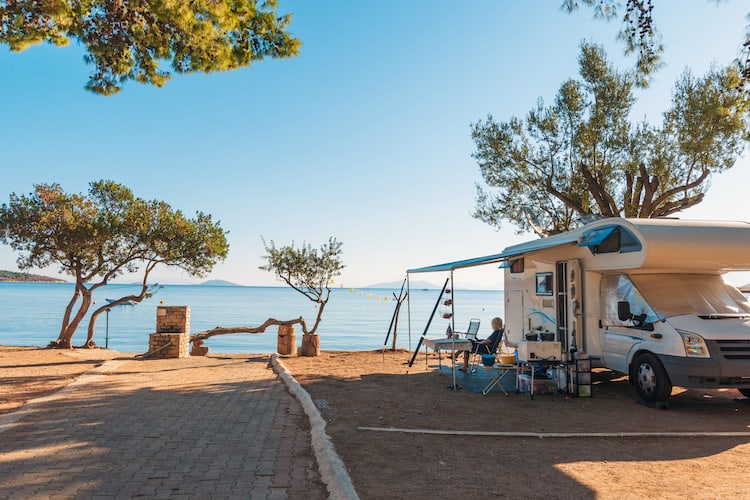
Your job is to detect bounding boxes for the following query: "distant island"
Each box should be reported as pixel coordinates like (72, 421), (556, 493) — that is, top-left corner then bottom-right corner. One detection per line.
(0, 270), (66, 283)
(200, 279), (242, 286)
(366, 279), (441, 289)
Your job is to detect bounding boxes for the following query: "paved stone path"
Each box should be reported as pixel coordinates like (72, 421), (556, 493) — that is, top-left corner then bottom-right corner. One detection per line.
(0, 355), (328, 499)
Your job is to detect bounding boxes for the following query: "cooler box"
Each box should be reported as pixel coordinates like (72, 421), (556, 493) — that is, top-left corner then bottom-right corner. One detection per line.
(517, 341), (561, 362)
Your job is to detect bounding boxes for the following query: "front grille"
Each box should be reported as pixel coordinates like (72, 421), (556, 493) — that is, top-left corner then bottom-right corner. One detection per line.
(715, 340), (750, 360)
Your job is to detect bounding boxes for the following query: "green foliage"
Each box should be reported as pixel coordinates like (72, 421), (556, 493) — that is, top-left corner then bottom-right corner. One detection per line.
(561, 0), (750, 91)
(0, 180), (229, 346)
(561, 0), (662, 87)
(472, 43), (750, 235)
(260, 237), (344, 335)
(0, 0), (300, 95)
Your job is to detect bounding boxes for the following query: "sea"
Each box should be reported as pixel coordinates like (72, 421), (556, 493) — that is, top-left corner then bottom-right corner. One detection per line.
(0, 283), (504, 354)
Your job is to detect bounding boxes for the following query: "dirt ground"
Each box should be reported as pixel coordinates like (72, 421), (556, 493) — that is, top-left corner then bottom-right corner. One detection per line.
(3, 346), (750, 499)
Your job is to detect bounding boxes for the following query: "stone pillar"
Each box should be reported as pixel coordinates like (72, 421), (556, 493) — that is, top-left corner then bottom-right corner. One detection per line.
(148, 306), (190, 358)
(277, 325), (297, 356)
(300, 333), (320, 357)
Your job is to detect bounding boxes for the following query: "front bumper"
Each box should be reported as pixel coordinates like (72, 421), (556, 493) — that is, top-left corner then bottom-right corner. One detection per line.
(658, 339), (750, 389)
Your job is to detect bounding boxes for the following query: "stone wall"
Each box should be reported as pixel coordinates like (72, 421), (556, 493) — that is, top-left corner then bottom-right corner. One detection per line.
(147, 333), (189, 358)
(147, 306), (190, 358)
(156, 305), (190, 334)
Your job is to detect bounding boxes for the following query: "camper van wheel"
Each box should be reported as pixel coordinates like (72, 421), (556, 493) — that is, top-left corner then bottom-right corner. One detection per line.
(632, 352), (672, 402)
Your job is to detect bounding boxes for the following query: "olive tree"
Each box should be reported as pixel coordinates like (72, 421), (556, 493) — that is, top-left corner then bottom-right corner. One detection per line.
(185, 238), (343, 357)
(0, 0), (300, 95)
(0, 180), (229, 348)
(260, 237), (344, 336)
(472, 43), (750, 235)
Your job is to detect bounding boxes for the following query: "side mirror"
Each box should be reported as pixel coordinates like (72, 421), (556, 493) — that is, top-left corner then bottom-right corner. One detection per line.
(617, 301), (632, 322)
(618, 300), (651, 329)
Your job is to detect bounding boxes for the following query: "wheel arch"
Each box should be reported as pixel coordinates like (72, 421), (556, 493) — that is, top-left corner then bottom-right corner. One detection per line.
(627, 348), (672, 385)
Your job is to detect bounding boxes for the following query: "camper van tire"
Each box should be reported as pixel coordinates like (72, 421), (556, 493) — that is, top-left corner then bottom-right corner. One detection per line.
(632, 352), (672, 402)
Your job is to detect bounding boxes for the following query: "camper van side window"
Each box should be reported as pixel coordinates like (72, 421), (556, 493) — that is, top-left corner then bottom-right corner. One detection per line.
(593, 228), (620, 254)
(619, 228), (642, 253)
(536, 272), (554, 296)
(510, 258), (524, 274)
(591, 227), (642, 254)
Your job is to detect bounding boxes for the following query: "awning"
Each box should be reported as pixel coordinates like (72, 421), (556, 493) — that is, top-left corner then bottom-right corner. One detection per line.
(578, 225), (617, 247)
(407, 252), (508, 274)
(407, 227), (584, 275)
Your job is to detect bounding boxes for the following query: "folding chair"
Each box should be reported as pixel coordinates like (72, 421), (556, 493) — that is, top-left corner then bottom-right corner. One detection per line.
(468, 330), (503, 374)
(458, 318), (480, 340)
(448, 319), (480, 363)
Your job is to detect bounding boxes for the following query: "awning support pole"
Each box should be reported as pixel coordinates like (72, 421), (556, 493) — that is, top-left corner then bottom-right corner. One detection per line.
(408, 277), (450, 368)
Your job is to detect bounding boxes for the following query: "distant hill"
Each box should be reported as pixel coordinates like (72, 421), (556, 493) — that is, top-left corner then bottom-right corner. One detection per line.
(365, 279), (441, 289)
(365, 279), (500, 291)
(200, 279), (242, 287)
(0, 270), (66, 283)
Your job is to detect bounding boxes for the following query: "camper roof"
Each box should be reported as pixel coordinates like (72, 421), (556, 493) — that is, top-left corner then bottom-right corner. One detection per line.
(407, 218), (750, 275)
(500, 217), (750, 273)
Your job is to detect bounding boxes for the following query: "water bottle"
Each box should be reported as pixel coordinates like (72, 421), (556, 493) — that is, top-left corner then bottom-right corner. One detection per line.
(559, 367), (568, 392)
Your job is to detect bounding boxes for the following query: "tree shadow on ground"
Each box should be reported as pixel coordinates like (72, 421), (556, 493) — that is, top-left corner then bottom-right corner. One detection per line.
(0, 357), (326, 499)
(288, 352), (750, 499)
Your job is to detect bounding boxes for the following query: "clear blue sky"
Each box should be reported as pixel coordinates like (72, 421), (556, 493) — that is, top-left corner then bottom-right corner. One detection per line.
(1, 1), (749, 288)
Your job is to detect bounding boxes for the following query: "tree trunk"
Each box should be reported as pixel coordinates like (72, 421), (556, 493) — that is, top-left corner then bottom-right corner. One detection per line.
(51, 285), (93, 348)
(57, 287), (82, 346)
(308, 299), (327, 335)
(277, 325), (297, 356)
(300, 333), (320, 357)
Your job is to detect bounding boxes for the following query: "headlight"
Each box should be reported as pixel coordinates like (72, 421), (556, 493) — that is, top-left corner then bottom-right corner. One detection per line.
(677, 330), (710, 358)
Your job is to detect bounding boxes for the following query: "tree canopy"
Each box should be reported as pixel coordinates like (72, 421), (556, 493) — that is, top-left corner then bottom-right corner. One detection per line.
(561, 0), (750, 90)
(0, 0), (300, 95)
(260, 237), (344, 335)
(472, 43), (750, 235)
(0, 180), (229, 347)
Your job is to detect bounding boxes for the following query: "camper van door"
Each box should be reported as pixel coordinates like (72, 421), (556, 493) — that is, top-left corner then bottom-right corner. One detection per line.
(556, 259), (582, 357)
(599, 274), (656, 373)
(505, 290), (524, 345)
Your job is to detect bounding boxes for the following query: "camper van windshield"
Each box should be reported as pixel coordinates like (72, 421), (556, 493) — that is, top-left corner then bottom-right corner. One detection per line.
(630, 274), (750, 317)
(601, 274), (660, 326)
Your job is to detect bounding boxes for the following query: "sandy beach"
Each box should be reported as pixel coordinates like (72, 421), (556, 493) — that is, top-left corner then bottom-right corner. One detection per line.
(3, 345), (750, 499)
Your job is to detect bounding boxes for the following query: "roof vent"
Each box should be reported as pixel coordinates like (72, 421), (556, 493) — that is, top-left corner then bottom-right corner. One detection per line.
(576, 214), (605, 226)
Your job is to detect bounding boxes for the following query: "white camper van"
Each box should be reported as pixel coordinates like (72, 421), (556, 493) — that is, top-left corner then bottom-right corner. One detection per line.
(500, 217), (750, 402)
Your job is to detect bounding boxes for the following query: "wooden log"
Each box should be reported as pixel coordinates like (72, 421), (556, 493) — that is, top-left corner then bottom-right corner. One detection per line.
(300, 333), (320, 357)
(190, 316), (308, 342)
(137, 341), (172, 359)
(277, 325), (297, 356)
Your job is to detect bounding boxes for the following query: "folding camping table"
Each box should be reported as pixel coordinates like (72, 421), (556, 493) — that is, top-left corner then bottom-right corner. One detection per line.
(481, 363), (519, 396)
(423, 338), (472, 368)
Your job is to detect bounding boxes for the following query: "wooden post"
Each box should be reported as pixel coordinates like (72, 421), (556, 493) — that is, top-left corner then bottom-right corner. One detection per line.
(300, 333), (320, 357)
(277, 325), (297, 356)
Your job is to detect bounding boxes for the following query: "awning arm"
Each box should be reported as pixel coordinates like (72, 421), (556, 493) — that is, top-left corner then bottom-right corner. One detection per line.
(407, 252), (508, 274)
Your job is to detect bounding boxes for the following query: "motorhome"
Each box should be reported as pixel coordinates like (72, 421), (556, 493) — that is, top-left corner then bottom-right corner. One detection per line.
(500, 217), (750, 402)
(408, 217), (750, 402)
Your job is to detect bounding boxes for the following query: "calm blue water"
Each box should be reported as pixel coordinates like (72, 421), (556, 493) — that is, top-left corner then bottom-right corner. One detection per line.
(0, 283), (503, 353)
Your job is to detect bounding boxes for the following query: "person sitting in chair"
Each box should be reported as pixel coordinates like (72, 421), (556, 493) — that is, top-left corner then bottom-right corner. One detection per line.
(459, 317), (504, 372)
